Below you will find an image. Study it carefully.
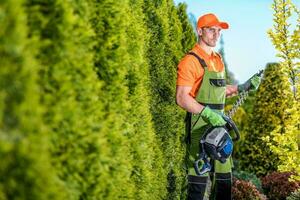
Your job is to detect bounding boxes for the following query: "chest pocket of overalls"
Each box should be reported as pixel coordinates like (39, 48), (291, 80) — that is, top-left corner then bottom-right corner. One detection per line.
(208, 78), (226, 104)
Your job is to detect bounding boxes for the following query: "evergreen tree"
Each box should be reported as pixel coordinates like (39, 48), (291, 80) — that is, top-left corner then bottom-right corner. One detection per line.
(267, 0), (300, 180)
(26, 0), (134, 198)
(268, 0), (300, 100)
(123, 0), (166, 198)
(0, 0), (64, 199)
(177, 3), (197, 54)
(89, 0), (139, 198)
(143, 0), (196, 199)
(239, 63), (293, 176)
(268, 100), (300, 181)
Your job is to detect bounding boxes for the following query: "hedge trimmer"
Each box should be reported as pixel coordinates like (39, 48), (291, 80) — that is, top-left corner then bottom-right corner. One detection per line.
(194, 70), (264, 175)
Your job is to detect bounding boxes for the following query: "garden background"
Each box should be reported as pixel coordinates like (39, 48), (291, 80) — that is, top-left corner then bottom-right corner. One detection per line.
(0, 0), (299, 199)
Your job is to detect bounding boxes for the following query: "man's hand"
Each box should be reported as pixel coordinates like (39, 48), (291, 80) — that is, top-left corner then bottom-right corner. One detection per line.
(200, 106), (226, 126)
(238, 73), (261, 93)
(226, 85), (238, 97)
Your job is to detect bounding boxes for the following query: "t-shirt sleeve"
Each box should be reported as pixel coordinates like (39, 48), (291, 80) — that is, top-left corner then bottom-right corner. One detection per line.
(176, 56), (202, 86)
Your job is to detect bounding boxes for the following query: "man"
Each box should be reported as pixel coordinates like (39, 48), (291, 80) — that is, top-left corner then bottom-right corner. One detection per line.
(176, 13), (260, 200)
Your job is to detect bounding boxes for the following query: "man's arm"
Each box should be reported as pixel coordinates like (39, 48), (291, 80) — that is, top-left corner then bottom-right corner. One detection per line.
(176, 85), (226, 126)
(226, 85), (238, 97)
(226, 71), (262, 97)
(176, 85), (204, 114)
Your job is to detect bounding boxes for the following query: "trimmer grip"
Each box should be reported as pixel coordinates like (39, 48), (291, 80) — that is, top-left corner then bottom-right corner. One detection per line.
(194, 159), (211, 175)
(223, 115), (240, 141)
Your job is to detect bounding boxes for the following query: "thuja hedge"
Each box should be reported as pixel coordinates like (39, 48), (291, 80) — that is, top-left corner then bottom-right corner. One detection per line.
(0, 0), (196, 199)
(143, 1), (196, 199)
(0, 0), (66, 199)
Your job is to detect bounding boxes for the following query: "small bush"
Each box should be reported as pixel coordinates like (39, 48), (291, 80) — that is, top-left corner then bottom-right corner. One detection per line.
(287, 189), (300, 200)
(261, 171), (300, 200)
(232, 178), (266, 200)
(233, 170), (263, 192)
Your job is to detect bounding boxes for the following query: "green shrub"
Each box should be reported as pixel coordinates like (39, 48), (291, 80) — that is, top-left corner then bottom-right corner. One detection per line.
(261, 171), (300, 200)
(232, 178), (266, 200)
(239, 63), (292, 176)
(233, 170), (263, 192)
(287, 189), (300, 200)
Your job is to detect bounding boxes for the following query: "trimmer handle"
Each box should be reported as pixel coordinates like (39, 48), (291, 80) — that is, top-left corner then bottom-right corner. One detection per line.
(222, 115), (240, 141)
(194, 158), (211, 175)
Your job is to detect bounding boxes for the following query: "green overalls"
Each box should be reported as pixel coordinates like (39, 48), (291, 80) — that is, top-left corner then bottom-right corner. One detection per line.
(185, 52), (232, 200)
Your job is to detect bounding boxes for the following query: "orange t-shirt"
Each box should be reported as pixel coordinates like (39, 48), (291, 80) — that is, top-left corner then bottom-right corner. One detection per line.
(177, 43), (225, 97)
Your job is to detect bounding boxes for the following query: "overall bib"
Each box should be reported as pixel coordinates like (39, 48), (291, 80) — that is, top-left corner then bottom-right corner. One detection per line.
(185, 52), (232, 200)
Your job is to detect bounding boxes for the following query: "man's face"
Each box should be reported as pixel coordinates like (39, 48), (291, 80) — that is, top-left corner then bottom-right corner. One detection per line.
(198, 26), (222, 47)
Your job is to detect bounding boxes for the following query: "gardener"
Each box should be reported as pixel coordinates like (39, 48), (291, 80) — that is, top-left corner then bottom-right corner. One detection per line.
(176, 13), (261, 200)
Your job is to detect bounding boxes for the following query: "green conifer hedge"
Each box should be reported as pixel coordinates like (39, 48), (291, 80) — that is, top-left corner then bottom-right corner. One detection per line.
(0, 0), (196, 199)
(0, 0), (65, 199)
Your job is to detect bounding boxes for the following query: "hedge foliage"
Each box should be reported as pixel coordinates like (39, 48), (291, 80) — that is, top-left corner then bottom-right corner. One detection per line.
(0, 0), (196, 199)
(267, 0), (300, 181)
(268, 0), (300, 100)
(0, 0), (65, 199)
(237, 63), (294, 176)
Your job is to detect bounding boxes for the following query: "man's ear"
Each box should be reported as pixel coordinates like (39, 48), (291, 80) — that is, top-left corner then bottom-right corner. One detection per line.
(197, 28), (202, 37)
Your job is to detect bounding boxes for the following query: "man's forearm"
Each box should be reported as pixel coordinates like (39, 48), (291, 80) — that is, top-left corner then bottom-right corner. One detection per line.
(176, 94), (205, 114)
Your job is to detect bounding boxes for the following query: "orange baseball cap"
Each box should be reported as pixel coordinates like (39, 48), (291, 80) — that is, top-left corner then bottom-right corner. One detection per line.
(197, 13), (229, 29)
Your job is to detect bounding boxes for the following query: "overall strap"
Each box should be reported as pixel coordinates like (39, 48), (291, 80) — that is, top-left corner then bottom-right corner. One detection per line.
(188, 52), (208, 69)
(185, 52), (208, 145)
(185, 112), (192, 144)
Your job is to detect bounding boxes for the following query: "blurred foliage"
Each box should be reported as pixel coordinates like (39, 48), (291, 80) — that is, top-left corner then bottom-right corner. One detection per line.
(232, 178), (266, 200)
(261, 171), (300, 200)
(0, 0), (196, 199)
(287, 189), (300, 200)
(0, 0), (66, 199)
(237, 63), (294, 176)
(233, 170), (263, 193)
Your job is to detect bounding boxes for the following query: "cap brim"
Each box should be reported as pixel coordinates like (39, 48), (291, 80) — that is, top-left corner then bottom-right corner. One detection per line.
(204, 21), (229, 29)
(219, 22), (229, 29)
